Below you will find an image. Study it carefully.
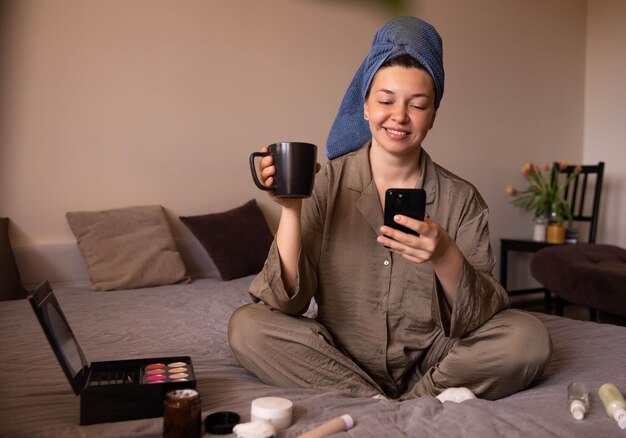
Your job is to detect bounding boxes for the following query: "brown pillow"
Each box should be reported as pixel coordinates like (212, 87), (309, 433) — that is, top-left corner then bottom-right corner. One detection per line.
(0, 218), (29, 301)
(66, 206), (190, 291)
(180, 200), (273, 281)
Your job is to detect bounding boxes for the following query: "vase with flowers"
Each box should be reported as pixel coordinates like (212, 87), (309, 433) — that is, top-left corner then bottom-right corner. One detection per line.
(506, 161), (581, 243)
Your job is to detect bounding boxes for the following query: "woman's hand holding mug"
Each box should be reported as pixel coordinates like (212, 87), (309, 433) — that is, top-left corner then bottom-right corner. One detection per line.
(250, 142), (319, 208)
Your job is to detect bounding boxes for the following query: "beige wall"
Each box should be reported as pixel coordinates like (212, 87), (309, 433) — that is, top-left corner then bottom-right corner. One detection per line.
(584, 0), (626, 247)
(3, 0), (620, 285)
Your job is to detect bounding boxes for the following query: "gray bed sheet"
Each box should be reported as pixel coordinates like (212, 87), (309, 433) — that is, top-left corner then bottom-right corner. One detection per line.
(1, 276), (625, 438)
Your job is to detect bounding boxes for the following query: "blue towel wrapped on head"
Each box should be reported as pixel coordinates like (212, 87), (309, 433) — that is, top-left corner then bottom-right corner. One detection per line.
(325, 16), (444, 159)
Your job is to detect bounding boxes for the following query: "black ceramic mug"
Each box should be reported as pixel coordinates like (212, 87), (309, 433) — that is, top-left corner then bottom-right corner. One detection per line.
(249, 142), (317, 198)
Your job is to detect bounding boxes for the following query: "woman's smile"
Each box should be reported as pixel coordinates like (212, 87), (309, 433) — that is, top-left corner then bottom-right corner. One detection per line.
(384, 127), (411, 139)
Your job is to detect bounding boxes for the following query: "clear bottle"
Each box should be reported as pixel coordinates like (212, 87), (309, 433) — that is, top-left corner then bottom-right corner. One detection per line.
(567, 382), (589, 420)
(598, 383), (626, 430)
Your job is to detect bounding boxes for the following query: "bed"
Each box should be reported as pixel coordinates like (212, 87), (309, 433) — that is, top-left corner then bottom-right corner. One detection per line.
(1, 275), (625, 438)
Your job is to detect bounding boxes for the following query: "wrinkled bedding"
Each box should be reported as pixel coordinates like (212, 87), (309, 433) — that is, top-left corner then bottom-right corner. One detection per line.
(1, 276), (625, 437)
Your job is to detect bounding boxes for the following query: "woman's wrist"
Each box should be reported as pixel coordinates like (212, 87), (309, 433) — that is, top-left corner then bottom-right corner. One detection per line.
(276, 203), (303, 293)
(282, 201), (302, 213)
(432, 239), (464, 305)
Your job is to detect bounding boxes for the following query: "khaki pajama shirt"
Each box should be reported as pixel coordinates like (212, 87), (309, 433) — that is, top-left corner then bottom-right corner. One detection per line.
(229, 143), (552, 400)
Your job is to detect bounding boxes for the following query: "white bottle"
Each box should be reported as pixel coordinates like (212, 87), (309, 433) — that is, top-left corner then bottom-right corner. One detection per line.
(567, 382), (589, 420)
(599, 383), (626, 430)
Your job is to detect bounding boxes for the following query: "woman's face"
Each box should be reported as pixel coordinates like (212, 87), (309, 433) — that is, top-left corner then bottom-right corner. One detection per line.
(364, 66), (437, 157)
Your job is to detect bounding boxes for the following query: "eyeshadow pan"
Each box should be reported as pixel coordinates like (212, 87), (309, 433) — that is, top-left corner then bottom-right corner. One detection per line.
(146, 369), (166, 375)
(168, 367), (187, 373)
(146, 375), (167, 382)
(169, 373), (189, 379)
(145, 363), (166, 370)
(167, 362), (187, 368)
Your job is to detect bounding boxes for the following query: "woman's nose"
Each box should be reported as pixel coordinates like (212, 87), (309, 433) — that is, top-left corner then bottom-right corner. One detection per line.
(391, 105), (409, 123)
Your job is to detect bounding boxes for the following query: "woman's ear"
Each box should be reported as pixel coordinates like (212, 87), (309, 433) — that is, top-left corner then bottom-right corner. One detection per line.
(363, 102), (369, 121)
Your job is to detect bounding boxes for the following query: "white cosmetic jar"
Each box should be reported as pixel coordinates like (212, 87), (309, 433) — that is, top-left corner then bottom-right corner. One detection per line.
(250, 397), (293, 431)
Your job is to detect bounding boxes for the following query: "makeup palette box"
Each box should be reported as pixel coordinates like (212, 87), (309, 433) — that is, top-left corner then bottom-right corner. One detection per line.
(29, 281), (197, 425)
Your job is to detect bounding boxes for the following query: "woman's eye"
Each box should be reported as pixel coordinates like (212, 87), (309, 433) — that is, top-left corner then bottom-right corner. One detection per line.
(378, 101), (392, 105)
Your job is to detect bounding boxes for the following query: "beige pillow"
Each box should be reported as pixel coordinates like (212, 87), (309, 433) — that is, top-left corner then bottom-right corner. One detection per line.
(66, 205), (190, 291)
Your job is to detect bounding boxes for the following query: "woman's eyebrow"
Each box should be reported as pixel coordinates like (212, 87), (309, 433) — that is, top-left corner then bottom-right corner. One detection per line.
(375, 89), (395, 95)
(375, 89), (430, 98)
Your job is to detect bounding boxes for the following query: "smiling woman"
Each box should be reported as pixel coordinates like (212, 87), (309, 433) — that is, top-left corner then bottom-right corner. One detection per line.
(229, 16), (552, 403)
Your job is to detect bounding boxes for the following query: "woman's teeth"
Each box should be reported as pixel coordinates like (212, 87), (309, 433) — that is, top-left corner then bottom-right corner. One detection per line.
(386, 128), (408, 136)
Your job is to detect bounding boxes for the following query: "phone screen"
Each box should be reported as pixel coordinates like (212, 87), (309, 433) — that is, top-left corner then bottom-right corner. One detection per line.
(384, 188), (426, 236)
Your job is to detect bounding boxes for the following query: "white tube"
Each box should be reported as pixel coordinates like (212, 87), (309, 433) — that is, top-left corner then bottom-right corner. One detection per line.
(297, 414), (355, 438)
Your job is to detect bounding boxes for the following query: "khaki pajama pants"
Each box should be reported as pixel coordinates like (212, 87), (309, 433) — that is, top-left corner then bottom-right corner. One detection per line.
(228, 303), (552, 400)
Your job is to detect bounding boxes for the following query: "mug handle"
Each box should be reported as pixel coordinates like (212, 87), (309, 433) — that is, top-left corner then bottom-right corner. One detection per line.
(249, 151), (273, 191)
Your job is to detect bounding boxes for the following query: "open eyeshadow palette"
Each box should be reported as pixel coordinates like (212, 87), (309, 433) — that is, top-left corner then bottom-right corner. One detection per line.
(29, 281), (196, 425)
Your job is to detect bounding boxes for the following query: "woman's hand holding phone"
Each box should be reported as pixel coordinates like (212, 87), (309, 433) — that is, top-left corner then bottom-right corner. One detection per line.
(379, 188), (450, 265)
(379, 188), (430, 261)
(383, 189), (426, 236)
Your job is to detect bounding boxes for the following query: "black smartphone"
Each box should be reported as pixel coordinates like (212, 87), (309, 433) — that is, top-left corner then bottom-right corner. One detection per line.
(384, 188), (426, 236)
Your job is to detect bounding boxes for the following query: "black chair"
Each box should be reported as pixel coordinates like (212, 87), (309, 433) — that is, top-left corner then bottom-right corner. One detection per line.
(499, 161), (604, 312)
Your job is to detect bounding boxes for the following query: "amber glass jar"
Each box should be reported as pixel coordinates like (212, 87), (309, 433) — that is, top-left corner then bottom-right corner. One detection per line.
(163, 389), (201, 438)
(546, 223), (566, 244)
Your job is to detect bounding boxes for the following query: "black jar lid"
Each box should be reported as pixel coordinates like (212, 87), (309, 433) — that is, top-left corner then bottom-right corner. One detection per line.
(204, 411), (241, 435)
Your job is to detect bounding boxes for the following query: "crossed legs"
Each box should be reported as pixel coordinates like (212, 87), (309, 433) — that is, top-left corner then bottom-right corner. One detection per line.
(228, 304), (551, 400)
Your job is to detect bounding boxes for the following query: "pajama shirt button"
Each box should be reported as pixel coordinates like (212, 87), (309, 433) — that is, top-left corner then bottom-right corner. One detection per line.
(383, 259), (390, 266)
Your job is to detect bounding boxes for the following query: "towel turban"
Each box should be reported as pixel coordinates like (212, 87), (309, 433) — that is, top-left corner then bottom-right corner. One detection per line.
(325, 16), (444, 159)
